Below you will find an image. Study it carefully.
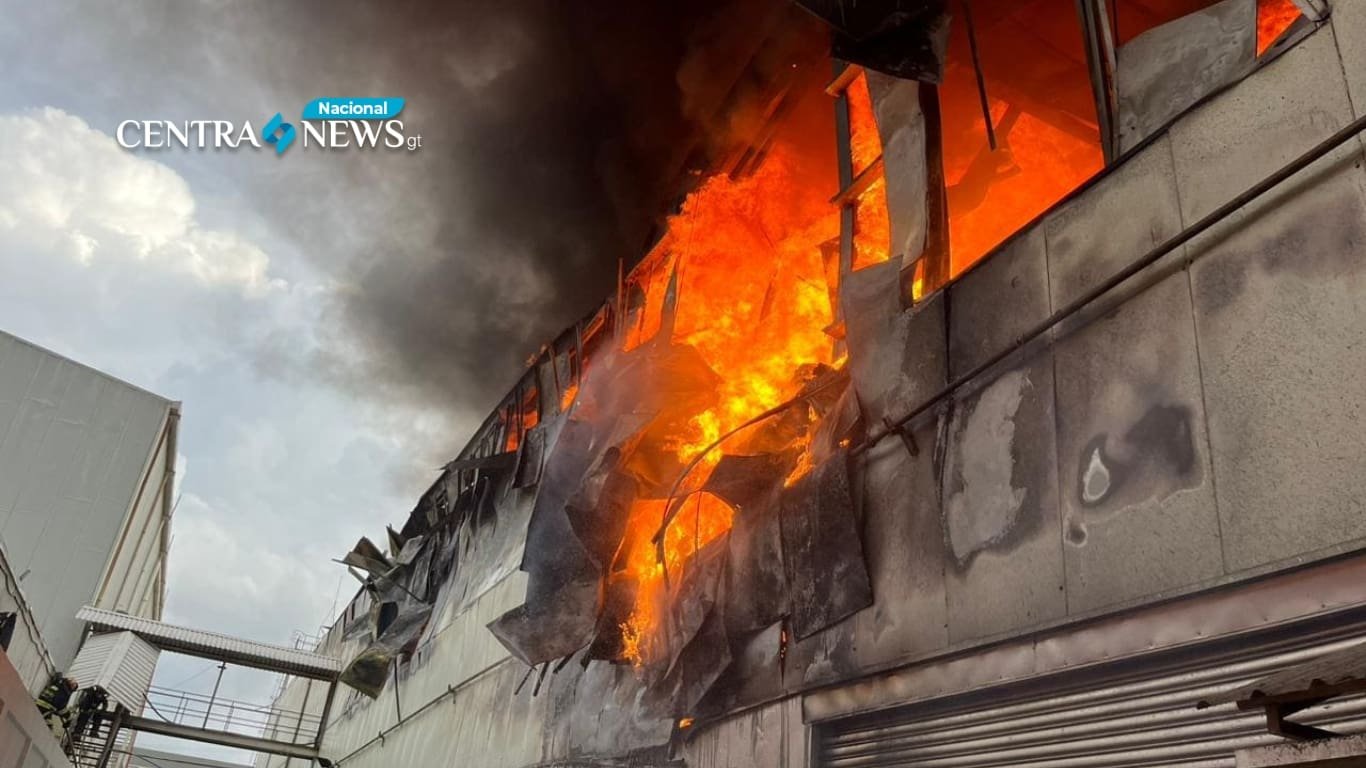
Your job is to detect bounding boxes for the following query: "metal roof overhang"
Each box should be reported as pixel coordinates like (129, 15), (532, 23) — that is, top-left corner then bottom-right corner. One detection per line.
(77, 606), (341, 680)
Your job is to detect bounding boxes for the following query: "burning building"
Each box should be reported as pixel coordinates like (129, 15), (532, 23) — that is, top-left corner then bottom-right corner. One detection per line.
(256, 0), (1366, 766)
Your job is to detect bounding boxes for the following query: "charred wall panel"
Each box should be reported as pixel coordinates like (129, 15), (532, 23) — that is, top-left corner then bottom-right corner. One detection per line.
(1052, 274), (1220, 612)
(1115, 0), (1257, 152)
(867, 70), (931, 270)
(788, 273), (949, 686)
(316, 13), (1366, 768)
(940, 354), (1065, 640)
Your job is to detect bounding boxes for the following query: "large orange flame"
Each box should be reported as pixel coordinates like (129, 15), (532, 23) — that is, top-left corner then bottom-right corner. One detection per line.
(617, 134), (840, 666)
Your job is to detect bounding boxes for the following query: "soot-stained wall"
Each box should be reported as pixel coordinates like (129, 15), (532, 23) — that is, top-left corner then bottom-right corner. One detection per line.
(295, 11), (1366, 768)
(789, 16), (1366, 701)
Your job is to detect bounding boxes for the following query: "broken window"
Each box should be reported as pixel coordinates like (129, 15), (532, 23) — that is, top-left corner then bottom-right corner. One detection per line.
(939, 0), (1106, 275)
(1096, 0), (1320, 152)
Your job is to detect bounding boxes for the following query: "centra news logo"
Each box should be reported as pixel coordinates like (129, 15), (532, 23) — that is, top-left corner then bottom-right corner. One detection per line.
(116, 97), (423, 155)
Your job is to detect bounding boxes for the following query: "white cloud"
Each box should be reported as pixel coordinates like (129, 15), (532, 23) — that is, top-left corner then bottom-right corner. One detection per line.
(0, 108), (282, 296)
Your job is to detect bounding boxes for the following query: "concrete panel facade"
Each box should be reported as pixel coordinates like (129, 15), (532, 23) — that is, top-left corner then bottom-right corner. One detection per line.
(941, 353), (1065, 641)
(1189, 156), (1366, 571)
(1335, 0), (1366, 118)
(1053, 275), (1221, 612)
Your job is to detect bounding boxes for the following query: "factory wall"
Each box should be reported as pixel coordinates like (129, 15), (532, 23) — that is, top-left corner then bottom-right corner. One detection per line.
(791, 11), (1366, 689)
(0, 331), (176, 673)
(0, 538), (54, 694)
(299, 5), (1366, 767)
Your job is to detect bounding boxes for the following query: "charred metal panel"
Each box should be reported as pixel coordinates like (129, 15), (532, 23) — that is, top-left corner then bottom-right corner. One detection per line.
(487, 579), (599, 666)
(867, 70), (930, 270)
(539, 655), (674, 761)
(711, 456), (789, 637)
(842, 261), (946, 424)
(947, 226), (1050, 378)
(520, 419), (602, 605)
(787, 290), (948, 682)
(940, 352), (1065, 641)
(514, 424), (547, 488)
(1115, 0), (1256, 153)
(801, 0), (950, 82)
(694, 621), (785, 719)
(842, 419), (949, 670)
(1053, 275), (1219, 613)
(781, 451), (872, 640)
(425, 471), (537, 638)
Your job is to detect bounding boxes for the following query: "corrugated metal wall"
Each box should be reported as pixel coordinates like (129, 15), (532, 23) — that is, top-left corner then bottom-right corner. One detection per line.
(69, 630), (160, 713)
(816, 611), (1366, 768)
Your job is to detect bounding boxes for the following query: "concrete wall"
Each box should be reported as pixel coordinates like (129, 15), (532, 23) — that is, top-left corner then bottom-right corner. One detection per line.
(0, 649), (71, 768)
(788, 3), (1366, 699)
(0, 331), (174, 672)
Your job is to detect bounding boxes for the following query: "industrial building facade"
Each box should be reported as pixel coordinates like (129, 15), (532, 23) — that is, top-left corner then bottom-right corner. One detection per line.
(0, 331), (178, 768)
(256, 0), (1366, 766)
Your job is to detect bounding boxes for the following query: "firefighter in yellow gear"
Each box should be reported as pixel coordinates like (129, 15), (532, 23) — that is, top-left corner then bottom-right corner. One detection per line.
(35, 674), (78, 742)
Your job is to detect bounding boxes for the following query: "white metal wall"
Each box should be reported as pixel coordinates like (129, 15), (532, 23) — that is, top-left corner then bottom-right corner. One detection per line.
(0, 539), (53, 694)
(0, 331), (175, 672)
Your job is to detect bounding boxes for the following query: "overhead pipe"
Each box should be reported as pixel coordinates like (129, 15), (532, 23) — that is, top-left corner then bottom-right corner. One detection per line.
(854, 110), (1366, 457)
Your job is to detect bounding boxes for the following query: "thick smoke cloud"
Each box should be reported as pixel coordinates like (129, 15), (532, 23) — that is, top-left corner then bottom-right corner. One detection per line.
(240, 0), (786, 433)
(1, 0), (813, 456)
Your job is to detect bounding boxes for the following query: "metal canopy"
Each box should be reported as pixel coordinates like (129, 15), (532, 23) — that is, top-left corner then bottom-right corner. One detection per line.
(77, 606), (342, 680)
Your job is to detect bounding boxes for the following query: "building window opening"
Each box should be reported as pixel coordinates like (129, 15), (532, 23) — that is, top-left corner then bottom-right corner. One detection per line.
(1111, 0), (1305, 55)
(845, 74), (893, 274)
(940, 0), (1106, 275)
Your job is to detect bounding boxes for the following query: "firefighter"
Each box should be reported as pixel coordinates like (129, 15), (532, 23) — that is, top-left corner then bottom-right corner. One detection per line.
(71, 684), (108, 742)
(35, 673), (78, 741)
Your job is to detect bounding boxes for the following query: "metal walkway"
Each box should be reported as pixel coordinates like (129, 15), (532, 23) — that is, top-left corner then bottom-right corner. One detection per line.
(68, 606), (343, 766)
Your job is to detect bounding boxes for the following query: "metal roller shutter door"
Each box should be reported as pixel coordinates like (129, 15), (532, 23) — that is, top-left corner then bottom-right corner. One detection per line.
(816, 608), (1366, 768)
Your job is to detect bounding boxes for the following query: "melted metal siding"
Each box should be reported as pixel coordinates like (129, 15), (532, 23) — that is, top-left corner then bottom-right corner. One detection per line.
(817, 612), (1366, 768)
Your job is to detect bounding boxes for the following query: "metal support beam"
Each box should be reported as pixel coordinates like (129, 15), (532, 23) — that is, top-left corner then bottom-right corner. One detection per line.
(123, 714), (321, 759)
(313, 679), (338, 750)
(1265, 700), (1339, 741)
(95, 706), (126, 768)
(1077, 0), (1120, 161)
